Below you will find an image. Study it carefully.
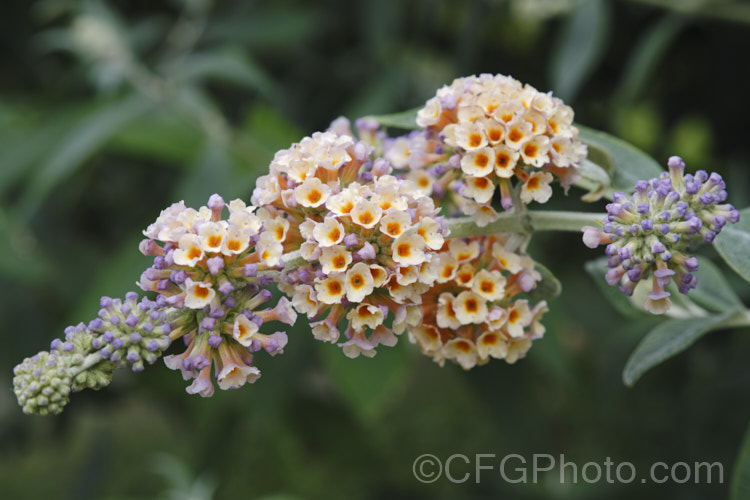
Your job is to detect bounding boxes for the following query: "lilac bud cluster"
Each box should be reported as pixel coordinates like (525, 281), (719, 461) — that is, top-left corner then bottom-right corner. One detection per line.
(89, 292), (173, 373)
(583, 156), (740, 314)
(13, 352), (72, 416)
(12, 292), (175, 415)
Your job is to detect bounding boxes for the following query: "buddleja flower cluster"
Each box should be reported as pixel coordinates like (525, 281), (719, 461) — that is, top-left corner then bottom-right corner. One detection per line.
(582, 156), (740, 314)
(384, 74), (586, 225)
(17, 73), (737, 416)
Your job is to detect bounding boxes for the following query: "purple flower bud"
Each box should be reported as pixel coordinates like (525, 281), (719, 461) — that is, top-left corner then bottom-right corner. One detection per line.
(244, 263), (258, 277)
(147, 340), (160, 352)
(651, 241), (665, 254)
(125, 314), (139, 328)
(157, 279), (170, 291)
(683, 257), (699, 271)
(126, 352), (140, 364)
(202, 317), (217, 330)
(112, 338), (124, 349)
(142, 322), (154, 333)
(665, 192), (680, 205)
(449, 154), (461, 169)
(224, 296), (237, 308)
(343, 233), (359, 248)
(259, 289), (273, 302)
(606, 203), (623, 216)
(129, 332), (142, 343)
(297, 268), (311, 283)
(637, 203), (650, 214)
(727, 209), (740, 223)
(605, 267), (625, 286)
(208, 335), (222, 348)
(100, 296), (112, 308)
(218, 281), (234, 295)
(63, 342), (74, 352)
(192, 356), (210, 370)
(207, 256), (225, 275)
(153, 256), (167, 270)
(656, 184), (671, 197)
(667, 156), (685, 171)
(354, 241), (377, 261)
(699, 193), (715, 206)
(372, 158), (391, 177)
(359, 171), (373, 183)
(208, 193), (225, 212)
(259, 275), (273, 287)
(707, 172), (724, 187)
(626, 268), (642, 282)
(641, 219), (653, 231)
(171, 270), (188, 284)
(110, 315), (121, 326)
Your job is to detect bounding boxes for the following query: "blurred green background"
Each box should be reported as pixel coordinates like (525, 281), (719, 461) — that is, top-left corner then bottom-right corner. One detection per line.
(2, 0), (750, 498)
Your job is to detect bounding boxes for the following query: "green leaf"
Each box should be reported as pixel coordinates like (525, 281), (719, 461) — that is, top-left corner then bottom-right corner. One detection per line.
(623, 310), (735, 387)
(573, 159), (613, 201)
(168, 48), (277, 100)
(17, 94), (151, 218)
(714, 207), (750, 284)
(688, 257), (744, 313)
(550, 0), (610, 102)
(615, 14), (688, 103)
(0, 103), (99, 193)
(577, 124), (663, 191)
(319, 337), (412, 423)
(175, 140), (232, 208)
(585, 257), (651, 319)
(367, 107), (420, 130)
(731, 424), (750, 500)
(109, 111), (203, 163)
(527, 262), (562, 302)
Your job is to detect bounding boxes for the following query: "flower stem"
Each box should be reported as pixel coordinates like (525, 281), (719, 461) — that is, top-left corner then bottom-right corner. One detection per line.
(447, 210), (606, 239)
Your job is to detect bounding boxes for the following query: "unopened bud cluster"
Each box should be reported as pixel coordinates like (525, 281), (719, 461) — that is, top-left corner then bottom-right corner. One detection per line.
(13, 292), (173, 415)
(583, 156), (740, 314)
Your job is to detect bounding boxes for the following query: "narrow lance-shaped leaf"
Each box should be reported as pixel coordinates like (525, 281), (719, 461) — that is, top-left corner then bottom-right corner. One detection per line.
(367, 107), (420, 130)
(550, 0), (610, 103)
(714, 207), (750, 284)
(576, 124), (663, 191)
(623, 310), (736, 387)
(687, 257), (744, 313)
(17, 94), (152, 219)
